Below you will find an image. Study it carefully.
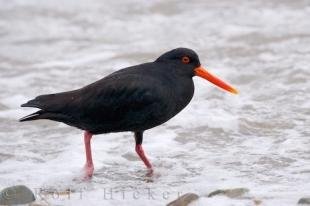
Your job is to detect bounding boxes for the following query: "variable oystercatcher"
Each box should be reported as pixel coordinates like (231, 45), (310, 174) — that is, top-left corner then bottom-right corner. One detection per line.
(20, 48), (238, 178)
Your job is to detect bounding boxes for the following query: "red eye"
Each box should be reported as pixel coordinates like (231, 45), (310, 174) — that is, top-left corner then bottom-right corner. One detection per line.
(182, 56), (190, 64)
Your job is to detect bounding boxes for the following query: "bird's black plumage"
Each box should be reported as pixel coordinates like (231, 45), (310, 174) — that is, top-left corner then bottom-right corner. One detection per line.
(20, 47), (238, 176)
(20, 48), (200, 134)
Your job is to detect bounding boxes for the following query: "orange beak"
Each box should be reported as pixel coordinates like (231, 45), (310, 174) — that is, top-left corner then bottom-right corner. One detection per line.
(194, 66), (238, 94)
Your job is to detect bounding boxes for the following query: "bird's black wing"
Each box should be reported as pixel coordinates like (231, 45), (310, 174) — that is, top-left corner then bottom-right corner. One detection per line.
(75, 72), (174, 133)
(21, 69), (175, 133)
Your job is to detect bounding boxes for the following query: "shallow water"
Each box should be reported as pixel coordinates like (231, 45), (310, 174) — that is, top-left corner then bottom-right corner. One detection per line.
(0, 0), (310, 205)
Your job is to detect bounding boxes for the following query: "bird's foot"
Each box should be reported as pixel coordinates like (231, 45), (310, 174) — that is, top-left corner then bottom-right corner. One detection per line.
(82, 164), (94, 180)
(146, 167), (154, 177)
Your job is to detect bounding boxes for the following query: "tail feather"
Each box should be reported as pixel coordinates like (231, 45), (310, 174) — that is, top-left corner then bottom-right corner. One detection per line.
(20, 97), (47, 122)
(20, 91), (77, 123)
(19, 110), (43, 122)
(19, 110), (72, 123)
(21, 99), (43, 109)
(21, 92), (72, 112)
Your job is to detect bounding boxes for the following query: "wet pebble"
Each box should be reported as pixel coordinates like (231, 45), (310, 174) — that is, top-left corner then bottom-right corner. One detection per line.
(208, 187), (250, 198)
(0, 185), (35, 205)
(167, 193), (199, 206)
(0, 103), (8, 111)
(298, 197), (310, 204)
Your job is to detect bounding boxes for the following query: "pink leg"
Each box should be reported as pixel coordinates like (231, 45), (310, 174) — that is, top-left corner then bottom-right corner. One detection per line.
(83, 131), (94, 178)
(135, 144), (152, 169)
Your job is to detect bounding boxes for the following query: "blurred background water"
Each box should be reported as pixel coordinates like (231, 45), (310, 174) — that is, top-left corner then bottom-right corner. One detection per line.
(0, 0), (309, 205)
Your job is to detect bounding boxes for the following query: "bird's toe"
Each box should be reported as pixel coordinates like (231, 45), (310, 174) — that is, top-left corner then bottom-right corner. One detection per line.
(83, 164), (94, 179)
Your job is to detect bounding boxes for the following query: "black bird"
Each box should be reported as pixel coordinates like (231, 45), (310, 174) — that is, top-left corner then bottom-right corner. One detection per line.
(20, 48), (238, 178)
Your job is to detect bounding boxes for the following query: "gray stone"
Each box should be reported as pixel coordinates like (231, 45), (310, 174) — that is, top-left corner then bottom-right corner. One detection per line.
(167, 193), (199, 206)
(208, 188), (249, 198)
(254, 199), (262, 205)
(0, 185), (35, 205)
(29, 200), (49, 206)
(298, 197), (310, 204)
(0, 103), (8, 111)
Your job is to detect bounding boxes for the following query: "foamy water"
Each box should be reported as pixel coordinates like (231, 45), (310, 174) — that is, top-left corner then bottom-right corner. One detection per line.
(0, 0), (310, 205)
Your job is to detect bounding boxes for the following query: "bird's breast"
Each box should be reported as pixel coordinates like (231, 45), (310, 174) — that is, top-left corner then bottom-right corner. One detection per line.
(159, 75), (194, 118)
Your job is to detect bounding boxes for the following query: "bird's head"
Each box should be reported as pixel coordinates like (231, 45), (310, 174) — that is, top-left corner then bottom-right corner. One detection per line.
(156, 48), (238, 94)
